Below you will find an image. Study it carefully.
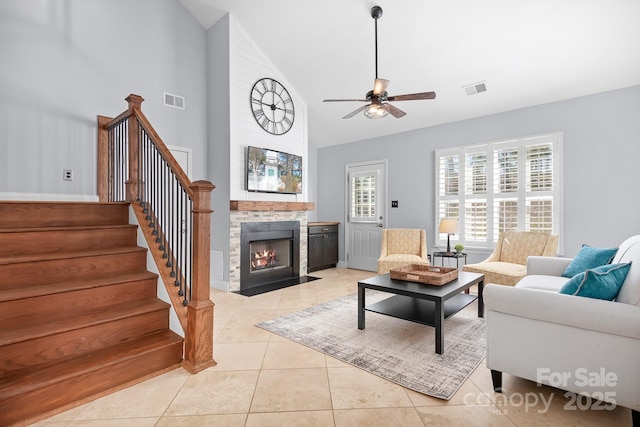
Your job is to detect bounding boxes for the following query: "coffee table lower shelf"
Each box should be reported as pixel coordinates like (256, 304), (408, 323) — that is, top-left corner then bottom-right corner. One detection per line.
(365, 293), (477, 327)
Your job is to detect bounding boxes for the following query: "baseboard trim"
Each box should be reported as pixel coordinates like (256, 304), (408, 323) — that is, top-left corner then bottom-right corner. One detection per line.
(0, 192), (99, 202)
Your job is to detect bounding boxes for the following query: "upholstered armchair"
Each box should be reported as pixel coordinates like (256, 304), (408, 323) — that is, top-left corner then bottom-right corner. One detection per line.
(463, 231), (558, 286)
(377, 228), (430, 274)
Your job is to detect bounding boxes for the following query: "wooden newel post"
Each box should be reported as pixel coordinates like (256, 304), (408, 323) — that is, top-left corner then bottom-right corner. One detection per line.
(182, 180), (217, 373)
(96, 115), (111, 202)
(125, 94), (144, 203)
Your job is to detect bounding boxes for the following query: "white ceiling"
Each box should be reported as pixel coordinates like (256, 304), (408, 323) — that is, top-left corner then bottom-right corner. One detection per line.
(179, 0), (640, 148)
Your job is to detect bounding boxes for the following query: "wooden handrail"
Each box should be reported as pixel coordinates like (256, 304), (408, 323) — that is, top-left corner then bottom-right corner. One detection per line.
(96, 94), (216, 373)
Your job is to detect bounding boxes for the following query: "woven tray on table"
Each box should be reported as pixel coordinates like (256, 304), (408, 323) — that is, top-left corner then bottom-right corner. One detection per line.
(389, 264), (458, 286)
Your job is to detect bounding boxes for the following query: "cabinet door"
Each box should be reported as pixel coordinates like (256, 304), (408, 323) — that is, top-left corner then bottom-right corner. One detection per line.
(324, 233), (339, 265)
(308, 234), (325, 269)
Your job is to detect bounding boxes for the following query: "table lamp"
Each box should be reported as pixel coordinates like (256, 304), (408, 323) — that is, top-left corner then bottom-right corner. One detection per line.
(439, 218), (459, 255)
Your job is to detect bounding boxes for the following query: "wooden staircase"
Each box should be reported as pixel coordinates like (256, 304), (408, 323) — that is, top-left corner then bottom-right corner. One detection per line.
(0, 201), (184, 427)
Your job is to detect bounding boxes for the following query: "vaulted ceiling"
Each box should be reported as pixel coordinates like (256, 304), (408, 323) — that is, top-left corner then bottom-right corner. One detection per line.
(179, 0), (640, 147)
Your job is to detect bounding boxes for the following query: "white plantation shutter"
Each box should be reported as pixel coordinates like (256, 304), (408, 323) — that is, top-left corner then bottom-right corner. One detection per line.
(525, 138), (554, 233)
(465, 151), (487, 195)
(493, 142), (520, 236)
(437, 151), (461, 227)
(465, 201), (487, 242)
(464, 149), (488, 242)
(435, 132), (562, 250)
(495, 199), (518, 233)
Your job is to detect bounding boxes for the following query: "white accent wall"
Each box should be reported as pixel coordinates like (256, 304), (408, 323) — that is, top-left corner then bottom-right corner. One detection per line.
(207, 14), (309, 290)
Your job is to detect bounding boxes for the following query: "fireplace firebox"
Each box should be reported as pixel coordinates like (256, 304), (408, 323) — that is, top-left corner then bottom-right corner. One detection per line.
(240, 221), (300, 290)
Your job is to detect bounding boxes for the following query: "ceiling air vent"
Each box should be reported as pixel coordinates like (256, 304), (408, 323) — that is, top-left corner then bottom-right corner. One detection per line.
(463, 82), (487, 96)
(164, 92), (185, 110)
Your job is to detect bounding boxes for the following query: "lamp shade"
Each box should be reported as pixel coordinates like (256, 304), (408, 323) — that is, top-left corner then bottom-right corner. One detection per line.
(439, 218), (459, 234)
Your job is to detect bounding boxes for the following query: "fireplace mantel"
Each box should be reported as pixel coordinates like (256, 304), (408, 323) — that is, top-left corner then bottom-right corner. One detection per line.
(230, 200), (315, 211)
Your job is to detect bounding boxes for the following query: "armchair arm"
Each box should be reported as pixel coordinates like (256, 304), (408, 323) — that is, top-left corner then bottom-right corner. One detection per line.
(485, 284), (640, 340)
(378, 231), (388, 259)
(483, 244), (502, 262)
(526, 256), (572, 276)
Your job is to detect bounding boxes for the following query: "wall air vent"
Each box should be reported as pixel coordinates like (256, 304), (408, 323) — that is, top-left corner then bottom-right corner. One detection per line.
(463, 82), (487, 96)
(163, 92), (185, 110)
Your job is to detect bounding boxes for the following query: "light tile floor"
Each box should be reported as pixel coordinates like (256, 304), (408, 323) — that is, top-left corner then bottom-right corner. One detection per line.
(33, 268), (633, 426)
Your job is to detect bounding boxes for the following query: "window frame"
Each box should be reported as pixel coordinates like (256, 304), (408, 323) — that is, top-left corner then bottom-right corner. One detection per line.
(434, 131), (563, 253)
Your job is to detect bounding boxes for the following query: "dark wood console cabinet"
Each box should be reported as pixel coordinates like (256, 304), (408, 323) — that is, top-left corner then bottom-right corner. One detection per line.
(308, 222), (339, 272)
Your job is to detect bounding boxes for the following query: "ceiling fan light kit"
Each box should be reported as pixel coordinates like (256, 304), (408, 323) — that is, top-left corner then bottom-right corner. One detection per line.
(323, 5), (436, 120)
(364, 104), (389, 119)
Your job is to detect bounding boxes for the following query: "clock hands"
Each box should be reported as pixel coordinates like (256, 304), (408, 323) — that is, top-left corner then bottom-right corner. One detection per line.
(260, 101), (285, 112)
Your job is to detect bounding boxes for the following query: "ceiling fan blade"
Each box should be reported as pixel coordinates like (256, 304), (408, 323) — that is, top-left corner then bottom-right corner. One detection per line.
(323, 98), (368, 102)
(373, 78), (390, 96)
(382, 103), (406, 118)
(342, 104), (370, 119)
(387, 91), (436, 102)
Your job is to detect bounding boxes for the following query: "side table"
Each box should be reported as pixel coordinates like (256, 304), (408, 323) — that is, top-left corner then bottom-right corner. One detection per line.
(432, 251), (467, 268)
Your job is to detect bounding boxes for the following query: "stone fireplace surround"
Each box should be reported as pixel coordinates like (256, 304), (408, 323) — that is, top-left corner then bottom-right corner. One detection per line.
(229, 201), (314, 292)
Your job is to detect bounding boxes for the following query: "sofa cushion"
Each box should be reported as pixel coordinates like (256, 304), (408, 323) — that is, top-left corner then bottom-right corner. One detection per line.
(561, 244), (618, 278)
(464, 261), (526, 286)
(516, 275), (569, 292)
(559, 263), (631, 300)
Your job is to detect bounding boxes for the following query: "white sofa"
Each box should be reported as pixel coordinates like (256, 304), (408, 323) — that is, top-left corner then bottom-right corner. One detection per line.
(485, 235), (640, 424)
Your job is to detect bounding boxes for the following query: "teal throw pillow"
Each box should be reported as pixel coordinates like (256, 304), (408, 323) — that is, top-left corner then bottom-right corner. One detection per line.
(562, 244), (618, 278)
(559, 262), (631, 300)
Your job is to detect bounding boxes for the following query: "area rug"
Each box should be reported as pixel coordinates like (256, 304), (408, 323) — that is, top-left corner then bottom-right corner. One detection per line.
(256, 292), (486, 400)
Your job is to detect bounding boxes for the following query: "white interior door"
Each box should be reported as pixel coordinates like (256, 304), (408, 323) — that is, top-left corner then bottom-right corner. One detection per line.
(346, 161), (387, 271)
(168, 145), (192, 179)
(167, 145), (192, 272)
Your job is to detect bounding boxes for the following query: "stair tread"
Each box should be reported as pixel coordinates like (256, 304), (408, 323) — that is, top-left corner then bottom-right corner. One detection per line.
(0, 224), (138, 233)
(0, 246), (147, 266)
(0, 299), (171, 345)
(0, 271), (158, 303)
(0, 329), (183, 400)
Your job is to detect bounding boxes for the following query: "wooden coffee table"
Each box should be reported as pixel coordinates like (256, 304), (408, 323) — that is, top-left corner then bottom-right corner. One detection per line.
(357, 271), (484, 354)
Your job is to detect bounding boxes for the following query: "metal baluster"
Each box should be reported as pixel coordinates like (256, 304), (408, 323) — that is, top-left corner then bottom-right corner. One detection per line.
(158, 155), (165, 247)
(137, 122), (142, 202)
(150, 147), (157, 233)
(144, 134), (151, 220)
(169, 173), (177, 278)
(181, 189), (188, 305)
(176, 186), (183, 296)
(186, 197), (193, 305)
(141, 132), (148, 211)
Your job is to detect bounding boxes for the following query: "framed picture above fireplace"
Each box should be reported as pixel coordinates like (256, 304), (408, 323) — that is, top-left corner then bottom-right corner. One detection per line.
(246, 146), (302, 194)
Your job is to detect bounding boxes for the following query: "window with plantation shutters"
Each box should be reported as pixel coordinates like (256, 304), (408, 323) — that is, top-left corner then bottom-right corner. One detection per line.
(435, 132), (562, 251)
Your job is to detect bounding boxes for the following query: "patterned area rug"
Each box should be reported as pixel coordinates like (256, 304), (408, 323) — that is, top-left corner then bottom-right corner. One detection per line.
(257, 292), (486, 400)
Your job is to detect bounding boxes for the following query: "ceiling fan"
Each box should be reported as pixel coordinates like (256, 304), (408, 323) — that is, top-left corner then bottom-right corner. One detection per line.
(323, 5), (436, 119)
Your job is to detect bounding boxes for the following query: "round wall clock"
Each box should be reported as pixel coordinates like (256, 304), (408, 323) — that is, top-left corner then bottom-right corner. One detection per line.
(250, 78), (295, 135)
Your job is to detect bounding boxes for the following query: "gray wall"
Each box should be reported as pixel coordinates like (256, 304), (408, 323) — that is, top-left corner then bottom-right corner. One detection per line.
(307, 141), (318, 223)
(0, 0), (208, 195)
(207, 15), (231, 284)
(316, 85), (640, 262)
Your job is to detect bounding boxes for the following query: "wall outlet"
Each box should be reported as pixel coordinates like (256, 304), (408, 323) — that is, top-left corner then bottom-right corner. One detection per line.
(63, 169), (73, 181)
(391, 200), (398, 208)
